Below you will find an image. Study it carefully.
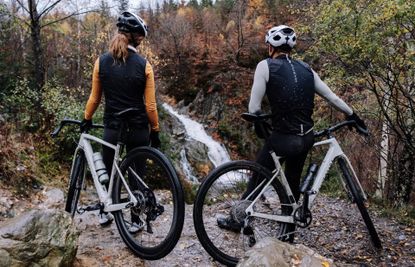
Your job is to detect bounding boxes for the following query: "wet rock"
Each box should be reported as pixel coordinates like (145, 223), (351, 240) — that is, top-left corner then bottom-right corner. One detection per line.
(237, 237), (344, 267)
(184, 140), (213, 179)
(0, 209), (79, 267)
(189, 89), (225, 122)
(160, 107), (186, 141)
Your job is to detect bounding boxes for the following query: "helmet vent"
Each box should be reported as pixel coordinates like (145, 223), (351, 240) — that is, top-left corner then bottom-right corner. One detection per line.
(282, 28), (293, 35)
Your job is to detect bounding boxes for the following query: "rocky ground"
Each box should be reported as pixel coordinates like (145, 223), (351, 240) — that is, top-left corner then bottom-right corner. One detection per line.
(1, 187), (414, 267)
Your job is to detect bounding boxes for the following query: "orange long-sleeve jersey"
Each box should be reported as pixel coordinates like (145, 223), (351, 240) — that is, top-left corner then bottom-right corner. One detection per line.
(84, 58), (159, 132)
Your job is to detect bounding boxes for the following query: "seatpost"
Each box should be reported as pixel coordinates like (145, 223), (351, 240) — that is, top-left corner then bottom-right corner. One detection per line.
(116, 121), (127, 154)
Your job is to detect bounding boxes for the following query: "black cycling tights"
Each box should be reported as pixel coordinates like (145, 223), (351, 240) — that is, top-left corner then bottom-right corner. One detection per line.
(242, 131), (314, 201)
(102, 126), (149, 178)
(102, 126), (149, 222)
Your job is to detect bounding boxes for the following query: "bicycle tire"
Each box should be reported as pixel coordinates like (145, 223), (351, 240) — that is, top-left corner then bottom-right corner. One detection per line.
(65, 150), (85, 217)
(337, 157), (382, 249)
(193, 160), (291, 266)
(112, 146), (185, 260)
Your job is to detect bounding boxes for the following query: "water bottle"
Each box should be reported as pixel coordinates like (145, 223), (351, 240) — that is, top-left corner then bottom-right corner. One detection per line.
(93, 152), (109, 184)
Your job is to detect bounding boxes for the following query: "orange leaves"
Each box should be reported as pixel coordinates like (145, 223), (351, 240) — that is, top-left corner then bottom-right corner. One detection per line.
(226, 97), (244, 106)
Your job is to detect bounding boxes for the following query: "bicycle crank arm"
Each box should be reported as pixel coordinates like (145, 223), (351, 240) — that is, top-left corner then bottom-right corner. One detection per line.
(77, 203), (103, 214)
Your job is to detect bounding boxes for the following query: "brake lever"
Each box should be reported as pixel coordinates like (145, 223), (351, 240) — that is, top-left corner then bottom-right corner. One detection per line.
(356, 125), (369, 137)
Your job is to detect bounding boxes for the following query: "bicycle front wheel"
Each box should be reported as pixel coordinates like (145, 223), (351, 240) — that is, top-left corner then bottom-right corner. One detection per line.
(112, 147), (185, 260)
(193, 160), (290, 266)
(337, 157), (382, 249)
(65, 150), (85, 217)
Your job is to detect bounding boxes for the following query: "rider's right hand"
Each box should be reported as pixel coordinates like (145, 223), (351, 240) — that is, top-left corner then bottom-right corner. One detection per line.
(150, 131), (161, 148)
(347, 112), (368, 135)
(80, 119), (92, 133)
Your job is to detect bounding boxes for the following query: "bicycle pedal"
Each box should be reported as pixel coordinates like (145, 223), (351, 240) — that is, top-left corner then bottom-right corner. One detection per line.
(80, 203), (102, 212)
(77, 207), (85, 214)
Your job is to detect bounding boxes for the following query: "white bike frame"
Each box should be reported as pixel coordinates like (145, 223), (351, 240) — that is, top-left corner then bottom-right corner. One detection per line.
(72, 133), (139, 212)
(245, 136), (367, 224)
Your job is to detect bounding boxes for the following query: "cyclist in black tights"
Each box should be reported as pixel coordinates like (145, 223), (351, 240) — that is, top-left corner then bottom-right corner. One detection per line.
(217, 25), (368, 241)
(81, 12), (160, 231)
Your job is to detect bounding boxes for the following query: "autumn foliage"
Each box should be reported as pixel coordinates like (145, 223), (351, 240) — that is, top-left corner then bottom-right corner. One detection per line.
(0, 0), (414, 206)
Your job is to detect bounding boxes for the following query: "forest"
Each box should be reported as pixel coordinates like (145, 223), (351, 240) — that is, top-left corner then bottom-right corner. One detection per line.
(0, 0), (414, 218)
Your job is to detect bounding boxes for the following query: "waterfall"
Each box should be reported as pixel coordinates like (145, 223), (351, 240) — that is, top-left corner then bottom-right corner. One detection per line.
(179, 149), (199, 183)
(162, 103), (231, 181)
(162, 103), (230, 167)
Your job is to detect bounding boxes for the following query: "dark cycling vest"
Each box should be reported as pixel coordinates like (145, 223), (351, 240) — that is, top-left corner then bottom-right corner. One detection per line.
(99, 50), (148, 129)
(266, 55), (315, 135)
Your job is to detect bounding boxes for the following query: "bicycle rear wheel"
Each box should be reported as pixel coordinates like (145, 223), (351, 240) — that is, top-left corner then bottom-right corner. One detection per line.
(337, 157), (382, 249)
(193, 160), (290, 266)
(112, 147), (185, 260)
(65, 150), (85, 217)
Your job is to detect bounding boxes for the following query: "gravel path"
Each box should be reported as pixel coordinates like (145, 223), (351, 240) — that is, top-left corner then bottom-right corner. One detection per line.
(72, 192), (414, 267)
(1, 187), (414, 266)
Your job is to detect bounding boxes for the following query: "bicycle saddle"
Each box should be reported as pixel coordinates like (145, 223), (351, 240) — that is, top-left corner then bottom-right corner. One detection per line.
(114, 108), (141, 119)
(241, 113), (273, 122)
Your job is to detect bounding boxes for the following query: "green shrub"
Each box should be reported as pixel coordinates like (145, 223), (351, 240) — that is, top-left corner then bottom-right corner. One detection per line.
(41, 80), (104, 159)
(1, 78), (40, 130)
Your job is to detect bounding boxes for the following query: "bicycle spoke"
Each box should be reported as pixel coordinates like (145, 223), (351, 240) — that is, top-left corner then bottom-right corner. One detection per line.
(194, 161), (290, 266)
(112, 147), (184, 260)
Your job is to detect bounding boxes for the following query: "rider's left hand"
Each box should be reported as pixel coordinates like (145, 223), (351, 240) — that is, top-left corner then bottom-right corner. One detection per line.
(347, 112), (368, 133)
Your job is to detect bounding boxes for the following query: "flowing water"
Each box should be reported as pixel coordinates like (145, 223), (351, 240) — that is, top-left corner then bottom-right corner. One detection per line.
(162, 103), (231, 182)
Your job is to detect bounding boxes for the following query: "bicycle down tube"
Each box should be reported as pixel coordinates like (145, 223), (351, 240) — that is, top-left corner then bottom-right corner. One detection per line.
(244, 136), (367, 222)
(77, 133), (139, 212)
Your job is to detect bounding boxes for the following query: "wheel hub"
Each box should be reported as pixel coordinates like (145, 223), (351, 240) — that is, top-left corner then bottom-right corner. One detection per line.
(230, 200), (252, 223)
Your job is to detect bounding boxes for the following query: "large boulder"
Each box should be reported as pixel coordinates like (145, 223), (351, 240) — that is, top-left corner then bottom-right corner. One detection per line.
(237, 237), (349, 267)
(0, 209), (79, 267)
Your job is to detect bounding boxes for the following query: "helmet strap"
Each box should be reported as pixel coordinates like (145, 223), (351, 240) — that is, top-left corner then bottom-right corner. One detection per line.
(268, 45), (277, 58)
(125, 33), (138, 47)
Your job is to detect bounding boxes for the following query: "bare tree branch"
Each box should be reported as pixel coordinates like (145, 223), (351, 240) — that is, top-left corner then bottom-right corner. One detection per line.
(15, 0), (30, 14)
(38, 0), (63, 19)
(40, 9), (98, 28)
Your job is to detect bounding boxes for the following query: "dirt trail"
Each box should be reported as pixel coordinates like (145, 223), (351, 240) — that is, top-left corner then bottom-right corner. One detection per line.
(1, 187), (414, 266)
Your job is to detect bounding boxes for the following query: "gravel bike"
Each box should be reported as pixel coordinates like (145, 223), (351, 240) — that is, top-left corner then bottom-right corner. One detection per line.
(51, 108), (185, 260)
(193, 113), (382, 266)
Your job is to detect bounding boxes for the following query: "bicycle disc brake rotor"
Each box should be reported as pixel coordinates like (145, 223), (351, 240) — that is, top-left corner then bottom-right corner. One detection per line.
(230, 200), (253, 224)
(142, 188), (164, 221)
(131, 190), (145, 217)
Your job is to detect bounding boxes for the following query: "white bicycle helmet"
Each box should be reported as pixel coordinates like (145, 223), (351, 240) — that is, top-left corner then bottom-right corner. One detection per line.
(116, 11), (148, 37)
(265, 25), (296, 49)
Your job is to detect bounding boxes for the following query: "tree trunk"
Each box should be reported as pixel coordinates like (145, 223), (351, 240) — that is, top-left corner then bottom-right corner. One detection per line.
(28, 0), (45, 90)
(389, 143), (415, 206)
(376, 120), (389, 198)
(376, 91), (391, 198)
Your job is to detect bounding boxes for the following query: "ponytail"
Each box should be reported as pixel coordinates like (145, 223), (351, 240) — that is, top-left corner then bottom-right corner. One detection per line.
(109, 33), (129, 63)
